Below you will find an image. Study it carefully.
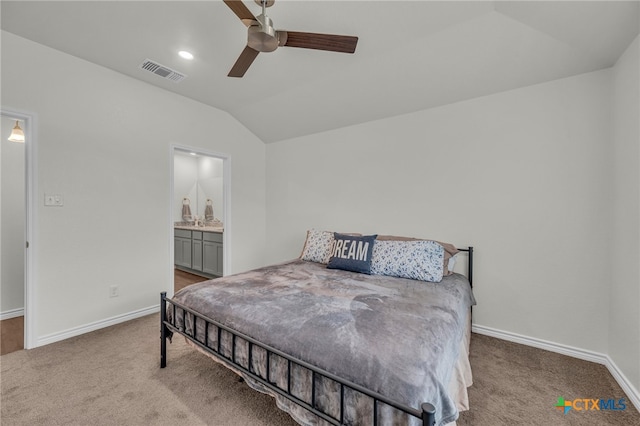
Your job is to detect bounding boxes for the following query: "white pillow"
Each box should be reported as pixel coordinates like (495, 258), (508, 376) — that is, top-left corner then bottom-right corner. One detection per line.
(448, 254), (458, 273)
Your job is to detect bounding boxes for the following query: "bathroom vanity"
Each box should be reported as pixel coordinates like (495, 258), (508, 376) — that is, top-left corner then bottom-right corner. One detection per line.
(174, 226), (223, 278)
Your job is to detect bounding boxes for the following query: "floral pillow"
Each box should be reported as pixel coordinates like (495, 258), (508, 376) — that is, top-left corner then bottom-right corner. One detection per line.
(300, 229), (335, 264)
(377, 235), (458, 275)
(370, 240), (445, 282)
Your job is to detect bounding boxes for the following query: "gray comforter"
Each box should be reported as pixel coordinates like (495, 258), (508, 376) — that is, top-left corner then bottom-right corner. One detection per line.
(170, 259), (475, 426)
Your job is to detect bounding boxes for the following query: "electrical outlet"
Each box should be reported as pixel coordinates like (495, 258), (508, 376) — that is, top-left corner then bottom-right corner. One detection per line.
(44, 193), (64, 207)
(109, 285), (119, 298)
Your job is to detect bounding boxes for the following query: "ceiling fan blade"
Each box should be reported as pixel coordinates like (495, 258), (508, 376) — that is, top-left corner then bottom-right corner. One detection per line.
(282, 31), (358, 54)
(228, 46), (260, 78)
(223, 0), (257, 26)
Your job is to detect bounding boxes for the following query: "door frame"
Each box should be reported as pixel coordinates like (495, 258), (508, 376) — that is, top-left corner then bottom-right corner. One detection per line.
(1, 107), (38, 349)
(169, 144), (231, 297)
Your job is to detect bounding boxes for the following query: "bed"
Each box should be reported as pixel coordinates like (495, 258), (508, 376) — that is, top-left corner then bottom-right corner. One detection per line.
(161, 232), (474, 426)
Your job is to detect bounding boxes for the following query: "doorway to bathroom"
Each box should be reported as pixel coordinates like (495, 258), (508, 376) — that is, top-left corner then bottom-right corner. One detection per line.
(170, 145), (230, 296)
(1, 108), (36, 352)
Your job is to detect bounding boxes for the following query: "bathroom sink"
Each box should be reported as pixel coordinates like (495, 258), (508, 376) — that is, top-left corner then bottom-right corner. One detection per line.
(174, 225), (223, 233)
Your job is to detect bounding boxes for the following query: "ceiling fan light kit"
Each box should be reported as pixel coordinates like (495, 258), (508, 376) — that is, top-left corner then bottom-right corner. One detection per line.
(223, 0), (358, 78)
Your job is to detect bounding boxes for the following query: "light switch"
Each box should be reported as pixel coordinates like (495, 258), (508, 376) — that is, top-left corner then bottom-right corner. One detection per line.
(44, 194), (64, 207)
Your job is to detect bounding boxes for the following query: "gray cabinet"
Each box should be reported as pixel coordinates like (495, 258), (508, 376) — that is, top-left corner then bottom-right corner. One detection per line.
(192, 231), (203, 272)
(174, 229), (192, 268)
(174, 229), (222, 278)
(202, 232), (223, 277)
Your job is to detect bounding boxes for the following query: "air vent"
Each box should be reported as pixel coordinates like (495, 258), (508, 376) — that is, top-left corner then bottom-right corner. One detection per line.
(140, 59), (186, 83)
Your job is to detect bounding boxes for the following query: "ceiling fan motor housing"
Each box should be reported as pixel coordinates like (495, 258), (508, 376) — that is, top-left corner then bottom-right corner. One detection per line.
(248, 15), (279, 52)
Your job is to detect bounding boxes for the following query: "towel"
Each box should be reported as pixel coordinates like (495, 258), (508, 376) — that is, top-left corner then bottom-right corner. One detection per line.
(204, 199), (214, 221)
(182, 198), (192, 222)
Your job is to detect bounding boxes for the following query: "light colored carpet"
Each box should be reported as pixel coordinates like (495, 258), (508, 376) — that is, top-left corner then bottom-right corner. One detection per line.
(463, 334), (639, 425)
(1, 314), (638, 425)
(1, 314), (296, 426)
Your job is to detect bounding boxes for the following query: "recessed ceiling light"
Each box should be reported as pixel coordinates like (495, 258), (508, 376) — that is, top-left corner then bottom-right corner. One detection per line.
(190, 152), (197, 156)
(178, 50), (194, 60)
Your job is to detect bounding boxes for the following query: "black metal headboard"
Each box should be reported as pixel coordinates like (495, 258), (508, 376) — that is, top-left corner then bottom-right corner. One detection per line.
(456, 246), (474, 287)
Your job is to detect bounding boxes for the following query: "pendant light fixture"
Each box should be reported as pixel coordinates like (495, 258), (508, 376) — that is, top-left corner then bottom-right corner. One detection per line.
(8, 120), (25, 143)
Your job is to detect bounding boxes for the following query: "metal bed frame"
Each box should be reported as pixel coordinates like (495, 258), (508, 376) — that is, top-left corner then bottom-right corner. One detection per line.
(161, 246), (473, 426)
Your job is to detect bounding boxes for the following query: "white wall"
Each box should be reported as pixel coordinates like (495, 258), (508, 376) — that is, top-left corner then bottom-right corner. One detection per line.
(1, 31), (267, 341)
(267, 70), (613, 356)
(611, 35), (640, 393)
(0, 115), (25, 314)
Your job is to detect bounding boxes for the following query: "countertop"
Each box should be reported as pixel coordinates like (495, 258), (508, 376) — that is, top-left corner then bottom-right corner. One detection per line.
(174, 225), (223, 233)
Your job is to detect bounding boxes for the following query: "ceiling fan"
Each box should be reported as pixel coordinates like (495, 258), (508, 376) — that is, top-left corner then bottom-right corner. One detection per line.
(223, 0), (358, 77)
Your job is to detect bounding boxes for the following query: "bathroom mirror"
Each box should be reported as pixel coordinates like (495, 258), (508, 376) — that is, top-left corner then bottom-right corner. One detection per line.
(174, 151), (223, 223)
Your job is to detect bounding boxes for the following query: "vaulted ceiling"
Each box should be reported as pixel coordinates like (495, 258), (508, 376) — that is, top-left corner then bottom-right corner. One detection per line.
(2, 1), (638, 143)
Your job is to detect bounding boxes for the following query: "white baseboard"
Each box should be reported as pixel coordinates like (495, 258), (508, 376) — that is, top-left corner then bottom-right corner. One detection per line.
(472, 324), (608, 364)
(36, 304), (160, 347)
(604, 353), (640, 414)
(1, 308), (25, 320)
(472, 324), (640, 413)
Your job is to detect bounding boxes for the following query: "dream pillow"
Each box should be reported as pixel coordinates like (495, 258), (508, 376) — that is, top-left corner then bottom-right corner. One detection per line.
(300, 229), (364, 264)
(327, 233), (377, 274)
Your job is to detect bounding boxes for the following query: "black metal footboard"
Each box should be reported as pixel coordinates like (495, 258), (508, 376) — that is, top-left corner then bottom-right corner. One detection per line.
(161, 246), (474, 426)
(161, 293), (437, 425)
